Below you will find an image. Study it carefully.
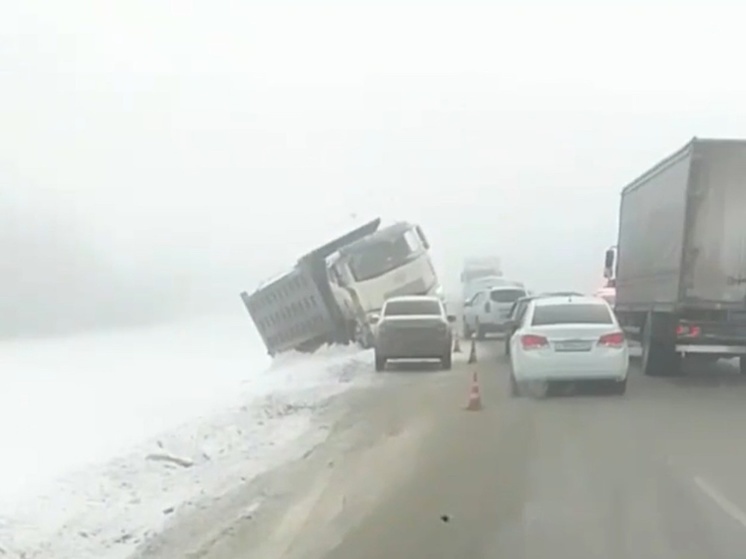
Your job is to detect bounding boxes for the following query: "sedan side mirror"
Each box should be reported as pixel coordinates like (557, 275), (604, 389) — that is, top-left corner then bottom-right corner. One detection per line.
(447, 315), (456, 323)
(463, 299), (471, 307)
(368, 313), (380, 324)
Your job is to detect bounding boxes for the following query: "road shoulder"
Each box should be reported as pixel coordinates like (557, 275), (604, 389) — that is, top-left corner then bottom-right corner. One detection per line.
(130, 356), (482, 559)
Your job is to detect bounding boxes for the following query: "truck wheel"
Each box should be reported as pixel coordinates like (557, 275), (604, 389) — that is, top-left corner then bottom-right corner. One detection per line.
(441, 351), (452, 370)
(477, 324), (487, 340)
(355, 322), (374, 349)
(641, 314), (682, 377)
(375, 352), (386, 372)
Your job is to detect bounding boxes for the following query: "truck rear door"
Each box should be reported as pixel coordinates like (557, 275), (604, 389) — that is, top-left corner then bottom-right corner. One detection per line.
(684, 141), (746, 306)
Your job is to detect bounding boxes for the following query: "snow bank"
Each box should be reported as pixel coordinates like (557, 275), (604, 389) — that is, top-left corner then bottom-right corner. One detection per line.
(0, 316), (372, 559)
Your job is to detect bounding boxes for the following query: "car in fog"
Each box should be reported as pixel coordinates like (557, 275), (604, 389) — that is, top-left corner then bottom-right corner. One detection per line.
(508, 295), (628, 396)
(462, 276), (523, 306)
(463, 285), (528, 339)
(372, 295), (456, 371)
(503, 291), (584, 356)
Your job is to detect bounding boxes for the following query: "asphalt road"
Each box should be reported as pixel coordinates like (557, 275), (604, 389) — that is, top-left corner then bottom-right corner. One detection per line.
(135, 338), (746, 559)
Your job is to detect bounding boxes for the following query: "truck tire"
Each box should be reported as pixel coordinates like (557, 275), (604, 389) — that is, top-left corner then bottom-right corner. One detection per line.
(441, 351), (452, 370)
(477, 323), (487, 340)
(641, 314), (682, 377)
(354, 322), (374, 349)
(374, 352), (386, 372)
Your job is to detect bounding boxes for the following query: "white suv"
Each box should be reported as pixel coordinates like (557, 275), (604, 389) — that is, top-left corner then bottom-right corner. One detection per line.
(463, 285), (528, 339)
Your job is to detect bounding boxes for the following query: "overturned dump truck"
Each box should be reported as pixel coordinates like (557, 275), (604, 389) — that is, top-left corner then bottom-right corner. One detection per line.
(241, 218), (442, 357)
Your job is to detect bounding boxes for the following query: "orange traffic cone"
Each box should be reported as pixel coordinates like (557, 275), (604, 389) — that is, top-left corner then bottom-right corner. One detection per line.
(453, 334), (461, 353)
(466, 371), (482, 411)
(467, 336), (477, 364)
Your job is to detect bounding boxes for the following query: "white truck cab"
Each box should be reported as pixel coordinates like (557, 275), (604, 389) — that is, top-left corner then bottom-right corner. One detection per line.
(329, 221), (441, 323)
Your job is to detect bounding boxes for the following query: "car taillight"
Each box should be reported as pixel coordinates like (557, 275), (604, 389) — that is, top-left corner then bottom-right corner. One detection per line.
(598, 332), (625, 347)
(520, 334), (548, 350)
(676, 323), (701, 337)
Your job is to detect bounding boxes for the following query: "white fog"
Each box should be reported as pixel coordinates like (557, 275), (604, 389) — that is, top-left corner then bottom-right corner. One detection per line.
(4, 2), (746, 336)
(4, 3), (746, 557)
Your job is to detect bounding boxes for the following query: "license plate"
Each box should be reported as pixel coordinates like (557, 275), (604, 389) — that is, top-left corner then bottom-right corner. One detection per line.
(554, 340), (592, 352)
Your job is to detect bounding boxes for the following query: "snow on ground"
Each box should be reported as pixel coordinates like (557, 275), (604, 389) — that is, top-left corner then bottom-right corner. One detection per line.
(0, 313), (373, 559)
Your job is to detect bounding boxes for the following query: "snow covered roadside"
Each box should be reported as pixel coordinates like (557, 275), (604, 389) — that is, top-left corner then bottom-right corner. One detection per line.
(0, 317), (373, 559)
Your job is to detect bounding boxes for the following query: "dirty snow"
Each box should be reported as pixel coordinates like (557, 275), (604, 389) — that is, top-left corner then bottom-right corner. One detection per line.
(0, 313), (372, 559)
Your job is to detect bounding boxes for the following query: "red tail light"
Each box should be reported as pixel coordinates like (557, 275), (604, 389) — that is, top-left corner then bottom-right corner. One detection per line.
(676, 324), (701, 337)
(520, 334), (548, 350)
(598, 332), (625, 347)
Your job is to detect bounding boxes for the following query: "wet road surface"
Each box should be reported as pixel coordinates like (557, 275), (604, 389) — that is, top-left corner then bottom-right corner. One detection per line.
(135, 339), (746, 559)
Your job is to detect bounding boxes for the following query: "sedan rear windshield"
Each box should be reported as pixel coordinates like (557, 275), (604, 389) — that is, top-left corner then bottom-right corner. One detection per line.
(490, 289), (526, 303)
(531, 303), (613, 325)
(384, 300), (442, 316)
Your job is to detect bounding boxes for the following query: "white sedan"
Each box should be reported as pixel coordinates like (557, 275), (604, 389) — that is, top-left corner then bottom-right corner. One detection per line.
(508, 295), (628, 396)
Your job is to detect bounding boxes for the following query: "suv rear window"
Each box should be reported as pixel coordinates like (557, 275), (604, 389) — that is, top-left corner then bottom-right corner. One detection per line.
(384, 299), (442, 316)
(531, 303), (613, 325)
(490, 289), (526, 304)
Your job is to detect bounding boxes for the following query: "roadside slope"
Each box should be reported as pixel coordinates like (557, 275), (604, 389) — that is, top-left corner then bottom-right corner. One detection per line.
(135, 340), (746, 559)
(131, 345), (496, 559)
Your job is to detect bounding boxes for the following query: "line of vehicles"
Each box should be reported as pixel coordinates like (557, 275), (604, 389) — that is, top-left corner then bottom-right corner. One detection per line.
(500, 137), (746, 394)
(370, 272), (530, 373)
(456, 279), (629, 395)
(242, 136), (746, 386)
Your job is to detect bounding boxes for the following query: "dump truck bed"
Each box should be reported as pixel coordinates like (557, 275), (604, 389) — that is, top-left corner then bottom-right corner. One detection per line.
(241, 218), (383, 356)
(240, 267), (336, 355)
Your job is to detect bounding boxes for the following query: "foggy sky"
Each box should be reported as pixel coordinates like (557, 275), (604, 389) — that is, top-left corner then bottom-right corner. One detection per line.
(3, 1), (746, 336)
